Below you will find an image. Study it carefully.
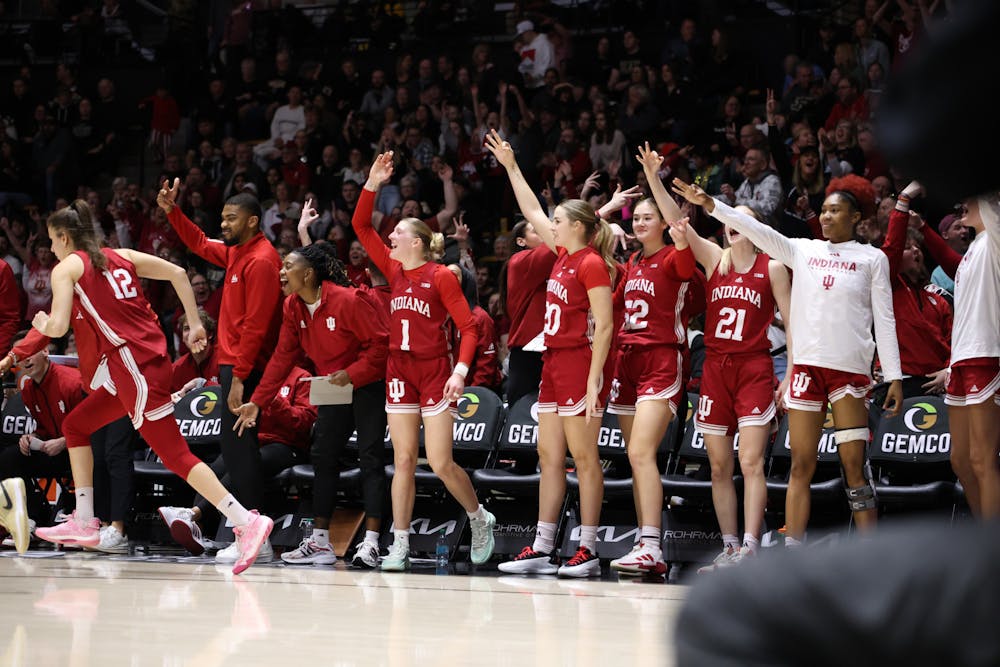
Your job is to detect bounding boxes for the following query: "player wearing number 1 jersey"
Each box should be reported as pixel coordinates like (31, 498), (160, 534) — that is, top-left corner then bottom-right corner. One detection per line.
(673, 175), (903, 547)
(29, 201), (272, 574)
(353, 152), (496, 572)
(487, 130), (616, 578)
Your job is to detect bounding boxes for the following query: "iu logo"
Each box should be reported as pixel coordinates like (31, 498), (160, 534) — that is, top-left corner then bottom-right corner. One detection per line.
(791, 372), (812, 397)
(58, 400), (66, 413)
(388, 378), (406, 403)
(697, 395), (714, 421)
(326, 316), (336, 331)
(280, 386), (290, 398)
(822, 274), (835, 290)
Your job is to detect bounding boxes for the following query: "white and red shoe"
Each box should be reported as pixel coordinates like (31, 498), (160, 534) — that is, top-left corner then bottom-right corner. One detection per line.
(35, 511), (100, 548)
(610, 543), (667, 575)
(557, 546), (601, 578)
(158, 506), (206, 555)
(232, 511), (274, 575)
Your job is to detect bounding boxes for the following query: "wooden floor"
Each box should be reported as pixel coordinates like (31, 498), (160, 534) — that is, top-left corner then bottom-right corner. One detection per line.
(0, 550), (687, 666)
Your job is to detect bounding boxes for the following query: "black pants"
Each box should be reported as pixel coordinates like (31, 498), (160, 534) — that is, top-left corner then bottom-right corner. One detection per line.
(506, 347), (543, 407)
(92, 415), (137, 524)
(219, 365), (264, 509)
(0, 446), (71, 525)
(312, 381), (386, 521)
(194, 441), (299, 533)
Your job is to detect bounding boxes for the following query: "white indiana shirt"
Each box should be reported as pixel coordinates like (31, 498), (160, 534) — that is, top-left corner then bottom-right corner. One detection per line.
(710, 199), (902, 381)
(951, 194), (1000, 365)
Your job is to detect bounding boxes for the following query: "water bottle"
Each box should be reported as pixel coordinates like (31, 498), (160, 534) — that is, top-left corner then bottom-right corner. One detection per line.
(435, 528), (449, 574)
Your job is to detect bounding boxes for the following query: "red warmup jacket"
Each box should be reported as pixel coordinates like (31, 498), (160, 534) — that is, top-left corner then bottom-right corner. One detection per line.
(167, 207), (282, 379)
(257, 367), (316, 450)
(251, 282), (389, 407)
(883, 208), (952, 374)
(451, 305), (502, 389)
(0, 260), (21, 355)
(21, 362), (85, 440)
(171, 345), (223, 392)
(12, 305), (101, 387)
(505, 244), (558, 348)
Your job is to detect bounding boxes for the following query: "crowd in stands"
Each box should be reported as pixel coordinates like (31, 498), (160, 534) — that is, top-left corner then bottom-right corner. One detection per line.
(1, 0), (993, 569)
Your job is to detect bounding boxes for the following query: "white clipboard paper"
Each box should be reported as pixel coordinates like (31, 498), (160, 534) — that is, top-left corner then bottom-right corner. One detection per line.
(300, 376), (354, 405)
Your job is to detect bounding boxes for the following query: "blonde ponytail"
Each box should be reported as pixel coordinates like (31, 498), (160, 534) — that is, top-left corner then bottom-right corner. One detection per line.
(592, 219), (617, 282)
(402, 217), (444, 261)
(429, 232), (445, 261)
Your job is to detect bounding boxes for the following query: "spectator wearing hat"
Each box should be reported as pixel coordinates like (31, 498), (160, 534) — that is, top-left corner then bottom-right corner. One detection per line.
(929, 211), (969, 294)
(515, 19), (554, 92)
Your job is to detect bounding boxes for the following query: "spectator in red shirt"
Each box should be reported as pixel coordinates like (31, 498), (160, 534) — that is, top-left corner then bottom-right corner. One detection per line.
(279, 144), (310, 201)
(0, 259), (21, 352)
(448, 264), (501, 393)
(823, 75), (870, 132)
(138, 85), (181, 162)
(0, 338), (82, 526)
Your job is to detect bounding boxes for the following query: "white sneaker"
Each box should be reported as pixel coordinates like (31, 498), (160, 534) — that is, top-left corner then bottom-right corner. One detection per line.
(280, 537), (336, 565)
(610, 543), (666, 575)
(609, 543), (642, 573)
(350, 540), (380, 569)
(1, 519), (35, 549)
(497, 546), (559, 575)
(158, 506), (206, 556)
(215, 539), (273, 564)
(379, 540), (410, 571)
(697, 547), (738, 574)
(93, 525), (129, 554)
(556, 546), (601, 578)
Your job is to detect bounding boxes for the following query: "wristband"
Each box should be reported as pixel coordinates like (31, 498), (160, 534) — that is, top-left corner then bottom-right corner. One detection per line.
(453, 362), (469, 379)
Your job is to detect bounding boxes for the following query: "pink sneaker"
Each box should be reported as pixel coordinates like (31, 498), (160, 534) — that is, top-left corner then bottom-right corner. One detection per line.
(232, 511), (273, 575)
(35, 512), (100, 548)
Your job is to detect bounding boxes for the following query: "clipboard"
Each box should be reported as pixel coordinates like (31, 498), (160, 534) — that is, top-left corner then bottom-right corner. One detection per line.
(299, 376), (354, 405)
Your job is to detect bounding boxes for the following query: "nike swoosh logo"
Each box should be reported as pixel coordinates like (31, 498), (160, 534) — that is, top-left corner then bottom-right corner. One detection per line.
(1, 484), (12, 510)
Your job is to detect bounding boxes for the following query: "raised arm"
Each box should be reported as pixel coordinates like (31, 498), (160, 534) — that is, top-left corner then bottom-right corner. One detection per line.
(117, 248), (207, 353)
(434, 164), (458, 233)
(672, 178), (797, 268)
(485, 128), (556, 253)
(977, 191), (1000, 256)
(353, 152), (395, 276)
(158, 178), (229, 267)
(297, 197), (317, 246)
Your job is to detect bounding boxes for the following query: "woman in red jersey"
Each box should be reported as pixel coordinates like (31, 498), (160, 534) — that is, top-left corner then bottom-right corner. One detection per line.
(487, 129), (617, 578)
(499, 189), (638, 407)
(645, 154), (793, 571)
(599, 144), (699, 577)
(352, 152), (496, 572)
(234, 241), (389, 568)
(29, 200), (272, 574)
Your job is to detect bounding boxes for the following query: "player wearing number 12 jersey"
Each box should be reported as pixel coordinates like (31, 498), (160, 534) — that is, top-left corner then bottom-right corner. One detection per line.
(353, 152), (496, 573)
(30, 200), (272, 574)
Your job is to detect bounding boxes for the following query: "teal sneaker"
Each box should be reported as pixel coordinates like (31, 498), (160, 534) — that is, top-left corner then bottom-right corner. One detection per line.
(469, 510), (496, 565)
(380, 540), (411, 571)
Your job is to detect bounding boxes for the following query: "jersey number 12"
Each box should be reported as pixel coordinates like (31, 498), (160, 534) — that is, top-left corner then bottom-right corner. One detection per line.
(105, 269), (138, 300)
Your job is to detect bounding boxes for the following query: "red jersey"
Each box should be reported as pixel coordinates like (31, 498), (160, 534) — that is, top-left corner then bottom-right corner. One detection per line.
(883, 209), (952, 374)
(21, 362), (85, 440)
(352, 188), (476, 365)
(251, 282), (389, 406)
(461, 306), (502, 389)
(257, 366), (317, 450)
(544, 246), (611, 349)
(346, 263), (372, 287)
(167, 207), (282, 379)
(359, 283), (392, 315)
(615, 245), (696, 346)
(171, 345), (222, 392)
(72, 249), (168, 367)
(506, 245), (558, 347)
(704, 252), (776, 355)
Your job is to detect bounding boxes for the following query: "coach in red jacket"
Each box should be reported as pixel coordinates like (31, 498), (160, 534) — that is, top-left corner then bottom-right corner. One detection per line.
(158, 178), (282, 520)
(0, 342), (82, 524)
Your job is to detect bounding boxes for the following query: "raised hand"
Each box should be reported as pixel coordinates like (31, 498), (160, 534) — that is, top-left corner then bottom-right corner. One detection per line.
(671, 178), (713, 209)
(299, 197), (319, 231)
(636, 141), (663, 173)
(437, 163), (454, 182)
(765, 88), (778, 124)
(484, 128), (517, 170)
(605, 183), (642, 213)
(157, 178), (181, 213)
(366, 151), (395, 189)
(448, 212), (470, 243)
(667, 216), (690, 249)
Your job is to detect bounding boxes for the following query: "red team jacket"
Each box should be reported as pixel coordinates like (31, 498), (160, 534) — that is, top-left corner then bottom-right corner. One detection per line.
(0, 259), (21, 355)
(171, 345), (223, 392)
(506, 244), (558, 348)
(21, 362), (85, 440)
(251, 282), (390, 407)
(353, 188), (477, 366)
(167, 207), (282, 379)
(257, 366), (317, 450)
(884, 209), (952, 374)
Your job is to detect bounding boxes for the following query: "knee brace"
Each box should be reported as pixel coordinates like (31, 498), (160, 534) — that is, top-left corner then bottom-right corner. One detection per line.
(836, 428), (878, 511)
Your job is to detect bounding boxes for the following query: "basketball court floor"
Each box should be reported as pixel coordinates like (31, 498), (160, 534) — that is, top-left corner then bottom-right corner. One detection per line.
(0, 550), (686, 666)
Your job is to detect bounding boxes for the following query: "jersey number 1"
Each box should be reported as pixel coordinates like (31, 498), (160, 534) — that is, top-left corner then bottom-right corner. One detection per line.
(105, 269), (137, 300)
